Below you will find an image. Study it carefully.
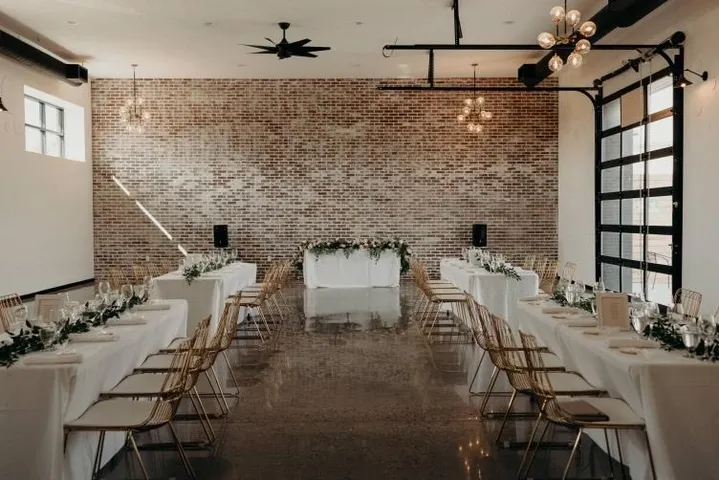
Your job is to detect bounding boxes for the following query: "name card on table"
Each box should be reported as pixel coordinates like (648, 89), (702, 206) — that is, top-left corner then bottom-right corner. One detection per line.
(595, 293), (629, 330)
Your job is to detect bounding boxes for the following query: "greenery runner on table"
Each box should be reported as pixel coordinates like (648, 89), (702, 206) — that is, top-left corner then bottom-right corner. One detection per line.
(294, 237), (413, 275)
(0, 293), (148, 367)
(182, 257), (235, 285)
(483, 262), (521, 281)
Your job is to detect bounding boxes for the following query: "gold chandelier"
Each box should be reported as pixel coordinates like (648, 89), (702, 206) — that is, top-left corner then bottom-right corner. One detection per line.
(119, 64), (150, 133)
(537, 0), (597, 72)
(456, 64), (493, 134)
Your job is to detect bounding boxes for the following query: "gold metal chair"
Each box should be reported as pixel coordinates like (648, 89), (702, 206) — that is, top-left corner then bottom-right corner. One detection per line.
(0, 293), (22, 331)
(673, 288), (702, 319)
(517, 331), (656, 480)
(109, 267), (130, 291)
(146, 262), (163, 278)
(64, 338), (197, 480)
(131, 264), (149, 284)
(539, 259), (560, 293)
(522, 254), (537, 271)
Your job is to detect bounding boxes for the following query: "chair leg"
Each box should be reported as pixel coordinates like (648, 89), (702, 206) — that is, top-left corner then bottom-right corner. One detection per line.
(210, 365), (232, 412)
(516, 412), (543, 479)
(494, 389), (518, 444)
(468, 349), (486, 395)
(644, 429), (658, 480)
(222, 350), (241, 393)
(91, 430), (106, 480)
(478, 366), (499, 416)
(204, 370), (229, 415)
(562, 429), (583, 480)
(128, 432), (150, 480)
(187, 390), (214, 444)
(524, 418), (551, 480)
(603, 429), (615, 479)
(192, 387), (217, 442)
(169, 421), (197, 479)
(615, 429), (626, 480)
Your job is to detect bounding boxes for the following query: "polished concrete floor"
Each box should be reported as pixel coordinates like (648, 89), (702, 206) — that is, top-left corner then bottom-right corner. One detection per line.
(100, 285), (627, 480)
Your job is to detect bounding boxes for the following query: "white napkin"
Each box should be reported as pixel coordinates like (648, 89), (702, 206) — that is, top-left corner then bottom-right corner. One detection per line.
(563, 317), (598, 328)
(520, 295), (547, 302)
(69, 332), (118, 342)
(24, 352), (83, 365)
(106, 314), (147, 326)
(606, 338), (660, 349)
(134, 303), (171, 311)
(542, 306), (581, 314)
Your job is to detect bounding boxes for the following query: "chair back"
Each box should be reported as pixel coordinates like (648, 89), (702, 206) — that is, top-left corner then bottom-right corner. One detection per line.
(146, 263), (163, 278)
(0, 294), (23, 332)
(522, 254), (537, 271)
(673, 288), (702, 319)
(109, 268), (129, 290)
(183, 316), (212, 392)
(131, 265), (149, 284)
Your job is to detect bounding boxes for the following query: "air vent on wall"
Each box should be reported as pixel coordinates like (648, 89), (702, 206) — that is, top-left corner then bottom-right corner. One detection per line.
(0, 30), (88, 86)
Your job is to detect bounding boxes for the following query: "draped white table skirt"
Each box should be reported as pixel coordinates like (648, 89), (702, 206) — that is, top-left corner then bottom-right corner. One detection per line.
(517, 301), (719, 480)
(154, 261), (257, 335)
(303, 250), (400, 288)
(0, 300), (188, 480)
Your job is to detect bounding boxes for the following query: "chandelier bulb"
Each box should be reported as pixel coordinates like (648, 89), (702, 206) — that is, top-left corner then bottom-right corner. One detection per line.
(549, 54), (564, 72)
(579, 21), (597, 38)
(481, 111), (493, 120)
(464, 98), (473, 106)
(457, 114), (466, 122)
(550, 5), (566, 23)
(537, 32), (557, 49)
(467, 123), (476, 132)
(476, 124), (484, 133)
(567, 51), (583, 68)
(575, 39), (592, 55)
(476, 97), (485, 106)
(462, 106), (471, 115)
(565, 10), (581, 28)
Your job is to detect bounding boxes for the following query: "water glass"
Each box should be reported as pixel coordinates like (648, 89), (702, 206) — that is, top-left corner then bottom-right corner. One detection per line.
(39, 323), (57, 349)
(98, 281), (111, 301)
(134, 284), (147, 300)
(120, 284), (134, 302)
(12, 304), (28, 326)
(565, 284), (577, 306)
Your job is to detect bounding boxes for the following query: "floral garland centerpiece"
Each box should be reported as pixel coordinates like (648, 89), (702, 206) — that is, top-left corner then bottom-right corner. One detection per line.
(182, 252), (236, 285)
(466, 248), (521, 281)
(0, 292), (148, 367)
(294, 237), (412, 275)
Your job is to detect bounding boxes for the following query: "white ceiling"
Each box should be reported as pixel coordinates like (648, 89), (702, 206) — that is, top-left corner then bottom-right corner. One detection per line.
(0, 0), (602, 79)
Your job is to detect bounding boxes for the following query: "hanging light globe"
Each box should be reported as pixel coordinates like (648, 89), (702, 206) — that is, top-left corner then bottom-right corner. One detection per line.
(467, 123), (476, 132)
(565, 10), (581, 27)
(579, 21), (597, 38)
(462, 106), (471, 115)
(575, 39), (592, 55)
(567, 51), (584, 68)
(476, 97), (485, 106)
(550, 6), (566, 23)
(475, 124), (484, 133)
(457, 114), (466, 122)
(464, 98), (473, 106)
(537, 32), (557, 49)
(549, 54), (564, 72)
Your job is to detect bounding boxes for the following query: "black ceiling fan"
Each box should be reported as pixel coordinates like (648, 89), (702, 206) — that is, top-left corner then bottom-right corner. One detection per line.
(243, 22), (330, 59)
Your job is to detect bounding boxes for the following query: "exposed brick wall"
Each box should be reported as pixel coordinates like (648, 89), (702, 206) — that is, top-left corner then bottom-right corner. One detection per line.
(91, 77), (558, 280)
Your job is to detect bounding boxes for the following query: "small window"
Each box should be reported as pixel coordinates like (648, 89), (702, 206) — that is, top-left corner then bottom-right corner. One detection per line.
(24, 95), (65, 158)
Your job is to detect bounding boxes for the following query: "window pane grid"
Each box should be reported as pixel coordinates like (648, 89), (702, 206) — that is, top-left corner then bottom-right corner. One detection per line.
(24, 95), (65, 158)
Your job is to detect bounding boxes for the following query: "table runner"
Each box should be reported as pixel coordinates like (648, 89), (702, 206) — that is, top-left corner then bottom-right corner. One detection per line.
(0, 299), (188, 480)
(516, 301), (719, 480)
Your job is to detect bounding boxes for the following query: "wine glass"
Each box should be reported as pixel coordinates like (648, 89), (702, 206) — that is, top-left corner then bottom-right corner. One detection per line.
(12, 305), (28, 329)
(98, 281), (111, 303)
(120, 284), (134, 303)
(38, 322), (57, 350)
(143, 275), (154, 298)
(681, 325), (700, 358)
(565, 284), (577, 307)
(134, 284), (146, 301)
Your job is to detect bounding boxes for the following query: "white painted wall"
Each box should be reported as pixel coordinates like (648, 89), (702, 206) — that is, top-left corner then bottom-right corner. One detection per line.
(559, 0), (719, 311)
(0, 55), (93, 296)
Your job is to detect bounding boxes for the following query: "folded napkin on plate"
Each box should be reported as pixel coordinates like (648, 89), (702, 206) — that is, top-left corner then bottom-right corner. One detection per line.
(24, 352), (83, 365)
(134, 303), (171, 312)
(69, 332), (118, 342)
(520, 295), (548, 302)
(106, 314), (147, 326)
(542, 306), (580, 314)
(563, 317), (598, 328)
(606, 338), (660, 349)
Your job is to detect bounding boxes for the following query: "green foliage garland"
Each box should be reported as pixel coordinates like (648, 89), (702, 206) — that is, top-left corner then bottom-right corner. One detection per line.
(182, 258), (235, 285)
(484, 263), (521, 281)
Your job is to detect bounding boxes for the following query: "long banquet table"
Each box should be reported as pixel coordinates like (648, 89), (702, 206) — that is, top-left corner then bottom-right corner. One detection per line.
(516, 300), (719, 480)
(154, 261), (257, 334)
(304, 250), (400, 288)
(440, 258), (539, 394)
(0, 299), (188, 480)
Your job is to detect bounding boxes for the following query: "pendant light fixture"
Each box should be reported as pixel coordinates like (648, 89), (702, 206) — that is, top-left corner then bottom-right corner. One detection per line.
(119, 64), (150, 133)
(537, 0), (597, 72)
(0, 77), (8, 112)
(456, 64), (493, 134)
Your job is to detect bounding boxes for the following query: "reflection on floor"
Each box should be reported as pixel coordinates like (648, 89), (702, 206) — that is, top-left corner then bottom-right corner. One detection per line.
(98, 285), (628, 479)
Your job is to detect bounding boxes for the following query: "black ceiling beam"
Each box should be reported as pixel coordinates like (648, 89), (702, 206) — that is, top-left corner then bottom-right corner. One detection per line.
(0, 30), (87, 86)
(376, 85), (599, 104)
(518, 0), (670, 87)
(383, 43), (669, 52)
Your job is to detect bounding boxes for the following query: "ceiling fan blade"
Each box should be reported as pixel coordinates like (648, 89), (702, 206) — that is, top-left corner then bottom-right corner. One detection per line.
(300, 46), (331, 52)
(265, 37), (277, 45)
(292, 51), (318, 58)
(242, 44), (277, 52)
(288, 38), (312, 47)
(250, 51), (278, 54)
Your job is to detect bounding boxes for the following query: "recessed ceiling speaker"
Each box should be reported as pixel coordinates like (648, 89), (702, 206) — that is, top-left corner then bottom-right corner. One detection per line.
(213, 225), (228, 249)
(472, 224), (487, 248)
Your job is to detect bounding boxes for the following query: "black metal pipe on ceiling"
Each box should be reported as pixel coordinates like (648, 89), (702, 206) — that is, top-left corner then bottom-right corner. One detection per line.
(518, 0), (670, 87)
(376, 86), (598, 92)
(383, 43), (668, 52)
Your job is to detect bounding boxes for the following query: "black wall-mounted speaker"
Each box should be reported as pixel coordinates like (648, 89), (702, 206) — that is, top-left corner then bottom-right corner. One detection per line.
(213, 225), (228, 249)
(472, 224), (487, 247)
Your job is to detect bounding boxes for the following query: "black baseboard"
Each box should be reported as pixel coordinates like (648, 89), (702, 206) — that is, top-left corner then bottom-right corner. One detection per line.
(20, 278), (95, 302)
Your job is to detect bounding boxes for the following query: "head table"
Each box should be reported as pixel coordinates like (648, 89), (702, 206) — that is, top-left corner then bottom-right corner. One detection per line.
(517, 300), (719, 480)
(0, 299), (188, 480)
(153, 261), (257, 334)
(303, 250), (400, 288)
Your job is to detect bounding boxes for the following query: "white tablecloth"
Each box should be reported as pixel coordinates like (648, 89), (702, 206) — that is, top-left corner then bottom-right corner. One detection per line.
(0, 299), (188, 480)
(516, 301), (719, 480)
(304, 287), (401, 328)
(154, 261), (257, 334)
(440, 258), (538, 329)
(303, 250), (400, 288)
